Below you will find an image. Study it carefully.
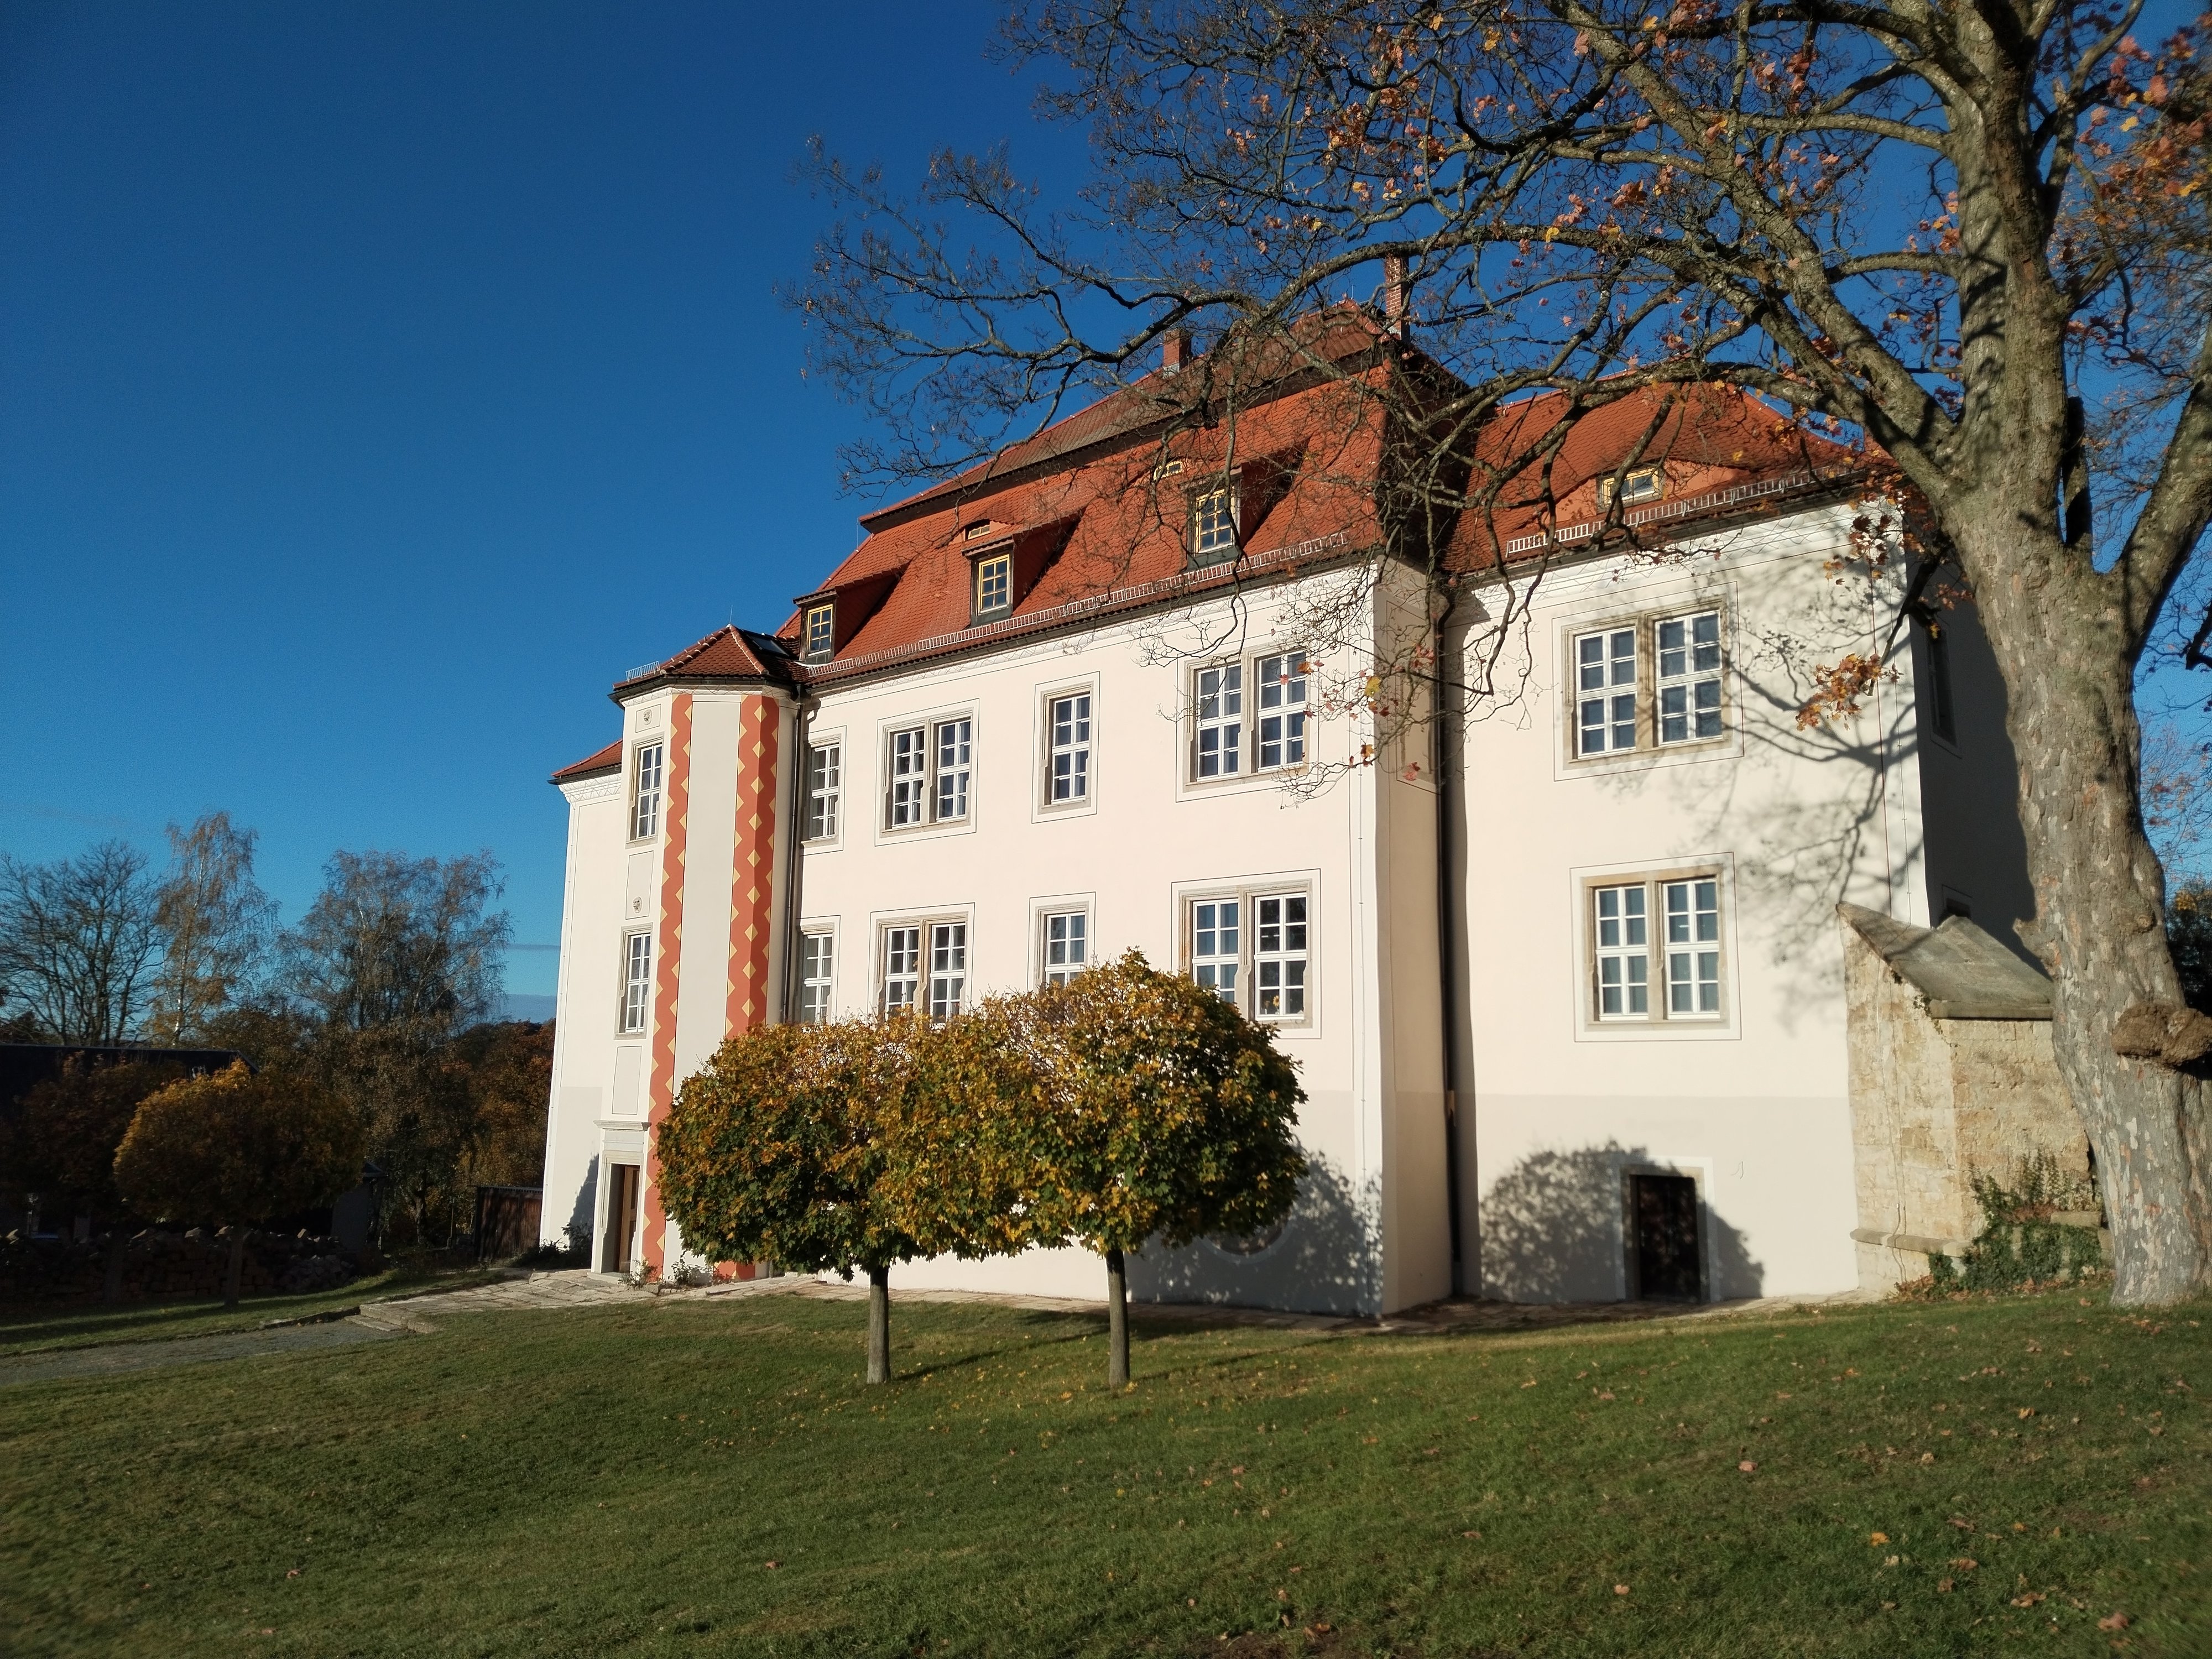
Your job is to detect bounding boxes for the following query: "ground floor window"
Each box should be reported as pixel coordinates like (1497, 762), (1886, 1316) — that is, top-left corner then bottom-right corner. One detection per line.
(1042, 909), (1088, 987)
(1185, 886), (1313, 1025)
(797, 931), (834, 1024)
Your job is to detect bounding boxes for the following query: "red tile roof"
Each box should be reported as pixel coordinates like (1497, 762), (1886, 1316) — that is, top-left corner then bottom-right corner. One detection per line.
(550, 739), (622, 785)
(613, 625), (796, 693)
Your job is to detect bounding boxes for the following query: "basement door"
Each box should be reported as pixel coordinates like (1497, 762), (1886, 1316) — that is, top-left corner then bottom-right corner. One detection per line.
(1630, 1173), (1702, 1301)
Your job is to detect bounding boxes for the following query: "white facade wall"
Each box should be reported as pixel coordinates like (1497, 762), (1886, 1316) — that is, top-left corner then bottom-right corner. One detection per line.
(1453, 504), (1933, 1302)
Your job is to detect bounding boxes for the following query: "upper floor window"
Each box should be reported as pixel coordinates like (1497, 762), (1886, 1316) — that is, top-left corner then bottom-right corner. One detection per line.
(1042, 909), (1088, 987)
(975, 552), (1012, 616)
(804, 603), (835, 660)
(1576, 628), (1638, 757)
(631, 742), (665, 839)
(805, 743), (841, 841)
(797, 931), (834, 1024)
(1255, 651), (1308, 770)
(1656, 612), (1723, 744)
(1191, 484), (1238, 560)
(622, 931), (653, 1032)
(1588, 873), (1724, 1025)
(1572, 608), (1726, 760)
(1047, 692), (1092, 804)
(1598, 465), (1663, 509)
(1196, 664), (1244, 778)
(885, 717), (973, 830)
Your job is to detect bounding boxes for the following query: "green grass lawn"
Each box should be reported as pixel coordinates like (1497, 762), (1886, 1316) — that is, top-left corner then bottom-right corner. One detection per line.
(0, 1264), (511, 1357)
(1, 1285), (2204, 1658)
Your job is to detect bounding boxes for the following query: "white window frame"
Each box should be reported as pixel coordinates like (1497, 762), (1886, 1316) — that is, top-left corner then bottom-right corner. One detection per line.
(1574, 862), (1736, 1037)
(880, 923), (924, 1016)
(804, 741), (842, 842)
(881, 711), (977, 832)
(1045, 690), (1092, 806)
(1190, 897), (1241, 1005)
(1251, 892), (1308, 1021)
(1654, 610), (1723, 746)
(1193, 662), (1245, 779)
(1191, 482), (1239, 560)
(927, 920), (968, 1018)
(620, 930), (653, 1033)
(1041, 908), (1089, 987)
(630, 740), (665, 841)
(975, 551), (1013, 616)
(1592, 883), (1651, 1020)
(1574, 626), (1639, 757)
(1598, 466), (1664, 509)
(796, 928), (836, 1024)
(1254, 649), (1308, 771)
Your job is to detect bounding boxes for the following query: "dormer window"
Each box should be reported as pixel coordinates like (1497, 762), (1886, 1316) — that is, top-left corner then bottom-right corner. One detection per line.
(975, 552), (1012, 616)
(804, 603), (835, 660)
(1598, 466), (1665, 510)
(1191, 483), (1238, 561)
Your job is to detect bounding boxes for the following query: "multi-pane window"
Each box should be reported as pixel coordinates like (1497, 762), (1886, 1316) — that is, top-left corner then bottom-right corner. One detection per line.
(887, 727), (929, 827)
(1576, 629), (1639, 755)
(976, 553), (1012, 615)
(1042, 910), (1088, 987)
(1256, 652), (1308, 770)
(1590, 876), (1725, 1024)
(1598, 466), (1663, 509)
(1663, 878), (1723, 1015)
(1048, 693), (1091, 804)
(1254, 894), (1308, 1019)
(805, 743), (841, 841)
(1656, 612), (1723, 744)
(1196, 664), (1244, 778)
(1191, 900), (1240, 1003)
(631, 741), (664, 839)
(881, 926), (922, 1015)
(927, 922), (967, 1018)
(804, 603), (834, 660)
(797, 931), (834, 1024)
(1593, 884), (1649, 1019)
(885, 718), (973, 828)
(622, 931), (653, 1032)
(935, 718), (972, 820)
(1191, 484), (1238, 559)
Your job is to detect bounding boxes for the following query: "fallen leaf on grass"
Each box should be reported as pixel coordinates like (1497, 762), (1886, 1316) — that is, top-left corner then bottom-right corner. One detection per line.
(1614, 1584), (1630, 1596)
(2012, 1592), (2046, 1608)
(1937, 1578), (1954, 1593)
(1738, 1460), (1756, 1473)
(2099, 1613), (2131, 1631)
(1949, 1558), (1978, 1571)
(1869, 1532), (1890, 1545)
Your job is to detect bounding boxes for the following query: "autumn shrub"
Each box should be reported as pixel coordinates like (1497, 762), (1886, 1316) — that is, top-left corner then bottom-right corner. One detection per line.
(112, 1061), (364, 1306)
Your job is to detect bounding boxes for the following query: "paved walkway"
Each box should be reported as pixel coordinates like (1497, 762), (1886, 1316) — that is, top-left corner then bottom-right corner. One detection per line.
(0, 1269), (1877, 1387)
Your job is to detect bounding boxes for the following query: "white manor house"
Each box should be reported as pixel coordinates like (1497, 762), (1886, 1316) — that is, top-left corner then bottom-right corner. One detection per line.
(538, 314), (2062, 1315)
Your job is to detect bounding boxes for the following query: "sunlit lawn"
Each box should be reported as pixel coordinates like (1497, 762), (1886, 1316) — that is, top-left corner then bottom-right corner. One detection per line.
(1, 1284), (2205, 1657)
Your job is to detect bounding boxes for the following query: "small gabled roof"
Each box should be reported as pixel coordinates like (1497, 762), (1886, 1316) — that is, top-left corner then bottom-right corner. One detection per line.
(1838, 904), (2052, 1020)
(611, 625), (797, 697)
(550, 739), (622, 786)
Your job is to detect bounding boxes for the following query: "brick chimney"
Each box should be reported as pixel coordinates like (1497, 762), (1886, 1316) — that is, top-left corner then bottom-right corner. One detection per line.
(1383, 254), (1409, 339)
(1162, 328), (1193, 373)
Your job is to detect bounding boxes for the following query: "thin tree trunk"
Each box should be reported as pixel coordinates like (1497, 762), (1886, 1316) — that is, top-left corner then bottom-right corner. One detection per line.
(223, 1232), (245, 1310)
(1967, 528), (2212, 1305)
(865, 1263), (891, 1385)
(103, 1228), (127, 1305)
(1106, 1247), (1129, 1390)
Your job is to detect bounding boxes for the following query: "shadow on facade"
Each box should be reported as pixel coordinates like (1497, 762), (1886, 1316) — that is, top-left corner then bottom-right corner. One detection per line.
(1480, 1140), (1764, 1303)
(1129, 1155), (1381, 1317)
(565, 1155), (599, 1255)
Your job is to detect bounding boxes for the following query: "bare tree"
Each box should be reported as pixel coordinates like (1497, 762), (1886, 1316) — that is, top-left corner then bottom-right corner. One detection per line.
(799, 1), (2212, 1303)
(0, 842), (163, 1044)
(149, 811), (276, 1043)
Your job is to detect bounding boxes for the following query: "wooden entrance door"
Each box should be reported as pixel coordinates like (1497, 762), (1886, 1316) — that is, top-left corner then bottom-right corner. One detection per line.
(1630, 1173), (1702, 1301)
(602, 1164), (640, 1274)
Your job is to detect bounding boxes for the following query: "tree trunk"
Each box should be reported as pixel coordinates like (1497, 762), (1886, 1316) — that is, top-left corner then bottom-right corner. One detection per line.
(1965, 526), (2212, 1305)
(865, 1263), (891, 1385)
(103, 1229), (127, 1305)
(222, 1232), (245, 1310)
(1105, 1246), (1129, 1390)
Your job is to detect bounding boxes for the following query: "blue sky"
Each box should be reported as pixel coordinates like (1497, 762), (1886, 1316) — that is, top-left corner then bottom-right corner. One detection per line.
(0, 0), (1078, 1000)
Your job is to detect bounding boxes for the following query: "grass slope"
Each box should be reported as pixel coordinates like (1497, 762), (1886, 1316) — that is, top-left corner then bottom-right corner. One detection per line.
(1, 1287), (2204, 1658)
